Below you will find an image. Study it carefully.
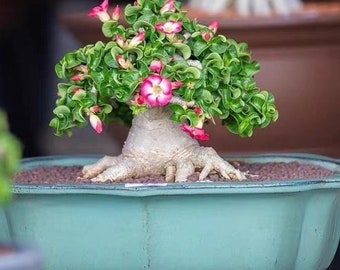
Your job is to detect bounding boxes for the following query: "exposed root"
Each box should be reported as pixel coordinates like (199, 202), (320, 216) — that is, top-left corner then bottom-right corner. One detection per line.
(82, 108), (246, 183)
(82, 146), (246, 183)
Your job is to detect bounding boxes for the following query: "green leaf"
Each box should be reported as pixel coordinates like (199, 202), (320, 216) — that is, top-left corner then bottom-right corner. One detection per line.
(133, 18), (156, 32)
(104, 53), (118, 68)
(192, 40), (210, 57)
(183, 67), (201, 79)
(201, 90), (213, 104)
(89, 71), (105, 85)
(125, 4), (143, 17)
(114, 86), (134, 102)
(184, 87), (195, 101)
(110, 47), (124, 59)
(64, 52), (82, 69)
(57, 83), (70, 97)
(101, 104), (113, 114)
(210, 42), (228, 54)
(205, 52), (224, 69)
(102, 20), (119, 38)
(127, 47), (144, 61)
(173, 43), (191, 60)
(49, 117), (60, 131)
(55, 63), (65, 78)
(72, 108), (86, 123)
(182, 21), (196, 33)
(169, 104), (185, 122)
(71, 90), (86, 101)
(87, 51), (103, 70)
(53, 105), (71, 117)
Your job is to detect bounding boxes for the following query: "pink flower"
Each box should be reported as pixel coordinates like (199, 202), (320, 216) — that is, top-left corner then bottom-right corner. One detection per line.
(140, 74), (173, 107)
(171, 81), (182, 89)
(89, 114), (103, 134)
(209, 20), (219, 34)
(194, 106), (202, 115)
(201, 21), (219, 41)
(71, 74), (85, 81)
(90, 105), (101, 113)
(72, 88), (83, 94)
(180, 124), (210, 141)
(88, 0), (110, 22)
(128, 31), (145, 48)
(149, 60), (163, 73)
(201, 31), (212, 41)
(155, 20), (182, 34)
(160, 0), (176, 14)
(112, 5), (120, 21)
(132, 93), (145, 105)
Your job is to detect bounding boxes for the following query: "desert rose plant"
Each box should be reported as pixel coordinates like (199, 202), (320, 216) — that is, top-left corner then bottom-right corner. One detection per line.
(0, 110), (21, 204)
(50, 0), (278, 182)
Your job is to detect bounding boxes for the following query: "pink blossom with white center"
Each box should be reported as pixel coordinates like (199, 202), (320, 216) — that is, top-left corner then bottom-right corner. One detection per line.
(209, 20), (219, 34)
(180, 124), (210, 141)
(128, 31), (145, 48)
(88, 0), (110, 22)
(112, 5), (121, 21)
(155, 20), (182, 34)
(89, 114), (103, 134)
(160, 0), (176, 14)
(149, 60), (163, 73)
(140, 74), (173, 107)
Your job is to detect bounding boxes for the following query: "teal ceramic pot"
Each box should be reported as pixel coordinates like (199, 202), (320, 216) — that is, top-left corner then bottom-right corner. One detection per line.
(1, 153), (339, 270)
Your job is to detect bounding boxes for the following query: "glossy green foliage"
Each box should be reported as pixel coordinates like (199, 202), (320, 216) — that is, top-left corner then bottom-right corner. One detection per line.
(50, 0), (278, 137)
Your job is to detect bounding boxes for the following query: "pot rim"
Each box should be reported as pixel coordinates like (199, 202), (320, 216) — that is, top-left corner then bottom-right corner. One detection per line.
(13, 153), (340, 196)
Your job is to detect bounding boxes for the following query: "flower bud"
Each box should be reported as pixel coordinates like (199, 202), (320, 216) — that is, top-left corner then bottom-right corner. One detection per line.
(160, 0), (176, 14)
(89, 114), (103, 134)
(112, 5), (120, 21)
(88, 0), (110, 22)
(209, 20), (219, 34)
(149, 60), (163, 73)
(129, 31), (145, 48)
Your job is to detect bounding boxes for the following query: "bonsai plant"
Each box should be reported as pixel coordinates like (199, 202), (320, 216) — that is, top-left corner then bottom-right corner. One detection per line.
(50, 0), (278, 182)
(1, 1), (339, 270)
(0, 109), (42, 270)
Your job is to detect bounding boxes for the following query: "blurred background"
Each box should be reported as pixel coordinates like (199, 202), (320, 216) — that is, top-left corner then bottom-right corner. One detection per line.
(0, 1), (339, 268)
(0, 0), (339, 158)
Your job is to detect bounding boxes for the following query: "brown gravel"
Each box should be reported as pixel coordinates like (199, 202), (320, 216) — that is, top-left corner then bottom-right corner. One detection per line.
(13, 161), (335, 184)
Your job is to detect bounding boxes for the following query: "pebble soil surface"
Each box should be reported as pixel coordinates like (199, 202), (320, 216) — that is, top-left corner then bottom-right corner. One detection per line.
(13, 161), (335, 184)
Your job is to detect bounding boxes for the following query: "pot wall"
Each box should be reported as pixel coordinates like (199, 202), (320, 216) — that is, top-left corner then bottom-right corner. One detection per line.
(1, 154), (340, 270)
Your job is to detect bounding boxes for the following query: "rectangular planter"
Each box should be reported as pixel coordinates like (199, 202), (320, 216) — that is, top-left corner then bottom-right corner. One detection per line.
(1, 153), (339, 270)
